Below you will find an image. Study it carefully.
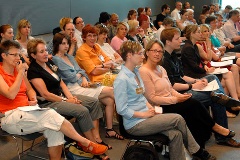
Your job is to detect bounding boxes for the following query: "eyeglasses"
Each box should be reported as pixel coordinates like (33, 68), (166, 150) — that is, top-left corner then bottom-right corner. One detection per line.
(8, 53), (20, 57)
(149, 49), (163, 54)
(135, 51), (144, 55)
(86, 34), (98, 38)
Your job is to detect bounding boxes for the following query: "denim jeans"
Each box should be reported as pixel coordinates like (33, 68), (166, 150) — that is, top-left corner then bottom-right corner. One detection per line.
(187, 75), (228, 141)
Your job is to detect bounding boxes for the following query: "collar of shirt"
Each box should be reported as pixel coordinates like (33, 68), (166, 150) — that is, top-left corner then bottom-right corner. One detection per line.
(81, 43), (101, 54)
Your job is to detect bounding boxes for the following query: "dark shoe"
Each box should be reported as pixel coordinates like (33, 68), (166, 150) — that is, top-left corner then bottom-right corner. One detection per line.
(105, 128), (124, 140)
(97, 140), (112, 150)
(217, 138), (240, 148)
(192, 150), (216, 160)
(192, 150), (217, 160)
(211, 92), (240, 108)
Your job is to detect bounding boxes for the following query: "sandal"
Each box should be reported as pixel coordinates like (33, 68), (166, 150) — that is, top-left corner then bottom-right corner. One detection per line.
(105, 128), (124, 140)
(97, 140), (112, 150)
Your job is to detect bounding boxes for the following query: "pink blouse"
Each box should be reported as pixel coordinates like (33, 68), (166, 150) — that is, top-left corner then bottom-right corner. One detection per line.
(139, 65), (182, 105)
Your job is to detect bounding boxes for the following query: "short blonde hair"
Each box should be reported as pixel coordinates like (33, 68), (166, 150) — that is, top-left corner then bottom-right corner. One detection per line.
(27, 38), (46, 62)
(127, 20), (139, 33)
(117, 22), (129, 32)
(120, 40), (142, 61)
(59, 17), (73, 31)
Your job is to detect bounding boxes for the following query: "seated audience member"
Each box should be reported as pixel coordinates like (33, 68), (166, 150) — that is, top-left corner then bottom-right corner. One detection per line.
(199, 5), (210, 24)
(161, 27), (240, 147)
(214, 3), (221, 14)
(155, 4), (171, 29)
(206, 15), (240, 52)
(140, 39), (236, 148)
(186, 9), (197, 24)
(52, 17), (72, 33)
(47, 17), (74, 55)
(176, 9), (189, 31)
(137, 14), (155, 46)
(137, 7), (146, 16)
(222, 10), (240, 45)
(73, 16), (85, 48)
(171, 1), (182, 21)
(26, 39), (112, 151)
(110, 22), (129, 54)
(75, 24), (115, 82)
(123, 9), (137, 22)
(220, 5), (233, 22)
(209, 4), (216, 15)
(61, 22), (77, 56)
(107, 13), (119, 42)
(15, 19), (34, 65)
(0, 40), (108, 159)
(52, 33), (123, 141)
(126, 20), (147, 48)
(155, 17), (174, 41)
(145, 7), (157, 31)
(0, 24), (14, 43)
(96, 24), (123, 64)
(114, 40), (216, 160)
(181, 25), (240, 115)
(95, 12), (111, 26)
(183, 1), (191, 9)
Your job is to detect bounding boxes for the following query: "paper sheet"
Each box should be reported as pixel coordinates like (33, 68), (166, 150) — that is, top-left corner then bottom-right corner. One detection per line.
(18, 105), (49, 111)
(192, 79), (219, 91)
(208, 68), (229, 75)
(210, 60), (233, 67)
(155, 106), (163, 114)
(221, 56), (235, 61)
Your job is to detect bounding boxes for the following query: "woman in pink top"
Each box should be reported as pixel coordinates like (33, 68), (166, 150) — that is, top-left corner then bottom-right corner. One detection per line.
(139, 39), (235, 148)
(110, 22), (129, 55)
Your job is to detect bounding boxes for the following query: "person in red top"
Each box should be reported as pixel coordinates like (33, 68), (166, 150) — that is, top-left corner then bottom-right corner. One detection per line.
(0, 40), (107, 159)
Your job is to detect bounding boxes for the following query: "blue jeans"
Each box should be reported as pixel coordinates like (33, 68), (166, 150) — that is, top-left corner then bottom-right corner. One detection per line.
(187, 75), (228, 141)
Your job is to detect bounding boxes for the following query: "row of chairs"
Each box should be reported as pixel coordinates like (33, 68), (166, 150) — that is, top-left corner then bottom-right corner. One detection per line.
(0, 113), (169, 160)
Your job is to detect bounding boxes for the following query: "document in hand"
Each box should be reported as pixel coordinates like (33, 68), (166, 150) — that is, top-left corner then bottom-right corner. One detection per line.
(208, 68), (229, 75)
(192, 79), (219, 91)
(18, 105), (49, 111)
(210, 60), (233, 67)
(221, 56), (235, 61)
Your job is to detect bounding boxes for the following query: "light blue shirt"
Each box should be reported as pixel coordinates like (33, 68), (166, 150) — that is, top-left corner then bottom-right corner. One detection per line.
(52, 54), (90, 85)
(113, 65), (148, 130)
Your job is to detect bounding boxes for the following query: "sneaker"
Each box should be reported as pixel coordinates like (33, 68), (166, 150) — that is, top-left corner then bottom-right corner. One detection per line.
(78, 141), (108, 155)
(192, 150), (216, 160)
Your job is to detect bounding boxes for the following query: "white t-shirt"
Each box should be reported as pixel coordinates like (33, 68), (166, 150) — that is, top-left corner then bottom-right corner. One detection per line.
(97, 43), (116, 61)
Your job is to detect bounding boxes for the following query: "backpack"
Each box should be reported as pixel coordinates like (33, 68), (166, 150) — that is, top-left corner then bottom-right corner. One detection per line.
(123, 143), (159, 160)
(65, 142), (93, 160)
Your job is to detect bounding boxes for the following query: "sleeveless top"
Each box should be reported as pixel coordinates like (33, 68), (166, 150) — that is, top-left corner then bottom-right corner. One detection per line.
(0, 63), (29, 113)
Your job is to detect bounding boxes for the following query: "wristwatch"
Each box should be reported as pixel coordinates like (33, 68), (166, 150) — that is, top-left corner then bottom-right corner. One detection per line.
(102, 64), (104, 68)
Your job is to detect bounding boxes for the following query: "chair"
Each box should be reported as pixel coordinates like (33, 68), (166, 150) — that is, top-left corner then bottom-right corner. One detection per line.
(118, 115), (169, 160)
(0, 113), (47, 160)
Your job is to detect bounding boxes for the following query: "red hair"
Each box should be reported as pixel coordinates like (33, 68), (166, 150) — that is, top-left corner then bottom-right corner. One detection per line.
(137, 14), (148, 26)
(82, 24), (99, 40)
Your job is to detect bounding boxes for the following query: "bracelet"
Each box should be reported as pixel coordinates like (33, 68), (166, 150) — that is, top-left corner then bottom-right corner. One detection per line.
(188, 83), (192, 90)
(102, 64), (104, 68)
(62, 97), (67, 102)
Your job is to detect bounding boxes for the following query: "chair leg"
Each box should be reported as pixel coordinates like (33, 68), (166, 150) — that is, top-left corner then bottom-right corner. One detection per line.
(11, 135), (48, 160)
(12, 136), (21, 160)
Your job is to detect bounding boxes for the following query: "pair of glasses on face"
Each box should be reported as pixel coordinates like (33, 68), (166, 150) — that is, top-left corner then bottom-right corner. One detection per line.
(8, 53), (20, 57)
(148, 49), (163, 54)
